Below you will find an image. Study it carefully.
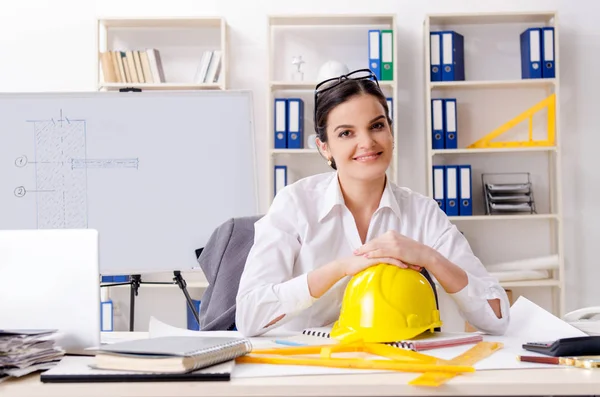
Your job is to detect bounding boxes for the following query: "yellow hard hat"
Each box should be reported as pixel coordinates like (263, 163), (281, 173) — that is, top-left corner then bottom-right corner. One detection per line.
(330, 263), (442, 344)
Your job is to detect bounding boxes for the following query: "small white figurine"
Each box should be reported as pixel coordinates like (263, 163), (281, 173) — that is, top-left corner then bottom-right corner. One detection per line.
(291, 56), (305, 81)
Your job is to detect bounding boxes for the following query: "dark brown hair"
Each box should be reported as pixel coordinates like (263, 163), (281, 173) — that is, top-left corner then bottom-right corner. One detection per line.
(314, 79), (392, 170)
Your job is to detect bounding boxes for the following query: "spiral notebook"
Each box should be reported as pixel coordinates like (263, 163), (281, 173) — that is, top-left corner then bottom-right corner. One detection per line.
(90, 336), (252, 374)
(302, 327), (483, 351)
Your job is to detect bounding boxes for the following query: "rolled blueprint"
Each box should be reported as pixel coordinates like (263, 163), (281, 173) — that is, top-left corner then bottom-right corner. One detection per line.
(486, 255), (559, 273)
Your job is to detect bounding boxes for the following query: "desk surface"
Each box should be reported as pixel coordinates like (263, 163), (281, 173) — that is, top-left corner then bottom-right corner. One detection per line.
(3, 366), (600, 397)
(3, 332), (600, 396)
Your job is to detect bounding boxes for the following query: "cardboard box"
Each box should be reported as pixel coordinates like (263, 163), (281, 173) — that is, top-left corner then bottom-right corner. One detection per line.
(465, 289), (514, 332)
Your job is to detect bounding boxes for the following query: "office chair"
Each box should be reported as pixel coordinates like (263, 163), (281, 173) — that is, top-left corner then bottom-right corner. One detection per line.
(195, 215), (440, 332)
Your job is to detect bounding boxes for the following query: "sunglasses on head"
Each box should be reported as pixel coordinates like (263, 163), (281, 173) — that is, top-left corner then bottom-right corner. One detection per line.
(313, 69), (380, 125)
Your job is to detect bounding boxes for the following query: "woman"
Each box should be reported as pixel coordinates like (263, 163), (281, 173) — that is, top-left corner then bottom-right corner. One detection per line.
(235, 69), (510, 337)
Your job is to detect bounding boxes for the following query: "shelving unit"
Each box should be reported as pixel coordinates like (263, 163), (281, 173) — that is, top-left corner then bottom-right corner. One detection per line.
(266, 14), (398, 207)
(423, 12), (564, 316)
(96, 17), (228, 91)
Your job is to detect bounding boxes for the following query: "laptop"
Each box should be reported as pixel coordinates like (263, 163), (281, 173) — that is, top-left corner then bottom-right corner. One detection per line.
(0, 229), (100, 354)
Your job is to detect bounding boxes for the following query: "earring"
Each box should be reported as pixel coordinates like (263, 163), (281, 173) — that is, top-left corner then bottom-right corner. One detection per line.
(327, 159), (332, 166)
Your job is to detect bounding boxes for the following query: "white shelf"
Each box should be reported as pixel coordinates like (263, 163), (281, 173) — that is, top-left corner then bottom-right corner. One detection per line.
(266, 14), (399, 209)
(96, 17), (229, 90)
(500, 279), (560, 288)
(272, 149), (319, 155)
(423, 11), (565, 317)
(268, 14), (395, 27)
(271, 81), (395, 90)
(98, 17), (224, 28)
(430, 78), (556, 90)
(427, 11), (556, 26)
(432, 147), (557, 155)
(99, 83), (222, 91)
(448, 214), (559, 222)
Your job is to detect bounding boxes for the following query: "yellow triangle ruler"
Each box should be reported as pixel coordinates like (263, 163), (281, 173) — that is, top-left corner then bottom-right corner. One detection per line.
(467, 94), (555, 148)
(409, 341), (503, 387)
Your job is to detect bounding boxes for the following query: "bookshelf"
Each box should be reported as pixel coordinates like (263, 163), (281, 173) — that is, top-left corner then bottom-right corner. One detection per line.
(423, 12), (564, 316)
(266, 14), (399, 208)
(96, 17), (228, 91)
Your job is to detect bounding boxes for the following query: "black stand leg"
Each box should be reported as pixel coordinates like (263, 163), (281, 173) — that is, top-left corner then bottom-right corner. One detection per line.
(173, 271), (200, 327)
(100, 271), (198, 332)
(129, 275), (141, 332)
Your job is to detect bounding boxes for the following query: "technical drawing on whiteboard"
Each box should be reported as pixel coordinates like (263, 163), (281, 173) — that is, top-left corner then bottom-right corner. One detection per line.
(13, 109), (138, 229)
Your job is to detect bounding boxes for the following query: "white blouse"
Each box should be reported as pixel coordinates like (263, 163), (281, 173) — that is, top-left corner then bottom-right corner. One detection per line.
(235, 172), (510, 337)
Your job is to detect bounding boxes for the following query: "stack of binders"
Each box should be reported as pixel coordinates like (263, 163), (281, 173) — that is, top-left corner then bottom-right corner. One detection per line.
(431, 98), (457, 149)
(429, 30), (465, 81)
(520, 27), (555, 79)
(274, 98), (304, 149)
(482, 173), (536, 215)
(432, 165), (472, 216)
(368, 29), (394, 81)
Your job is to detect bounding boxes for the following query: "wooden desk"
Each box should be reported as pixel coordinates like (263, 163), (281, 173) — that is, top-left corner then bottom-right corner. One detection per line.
(3, 365), (600, 396)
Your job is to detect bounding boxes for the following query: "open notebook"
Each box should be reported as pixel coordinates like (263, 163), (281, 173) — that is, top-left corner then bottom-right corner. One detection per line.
(301, 327), (483, 351)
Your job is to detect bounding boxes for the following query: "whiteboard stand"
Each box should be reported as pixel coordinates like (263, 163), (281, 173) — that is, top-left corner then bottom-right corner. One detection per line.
(100, 271), (199, 332)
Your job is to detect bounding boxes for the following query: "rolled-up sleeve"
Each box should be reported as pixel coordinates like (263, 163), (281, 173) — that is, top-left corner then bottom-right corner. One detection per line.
(235, 188), (316, 337)
(429, 212), (510, 335)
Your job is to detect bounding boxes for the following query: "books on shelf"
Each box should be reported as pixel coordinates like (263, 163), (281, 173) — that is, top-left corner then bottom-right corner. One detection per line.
(194, 50), (222, 84)
(100, 49), (165, 84)
(368, 29), (394, 81)
(432, 164), (472, 216)
(273, 98), (305, 149)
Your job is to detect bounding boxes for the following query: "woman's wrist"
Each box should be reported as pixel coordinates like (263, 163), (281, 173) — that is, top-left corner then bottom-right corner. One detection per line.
(424, 247), (444, 274)
(332, 259), (348, 279)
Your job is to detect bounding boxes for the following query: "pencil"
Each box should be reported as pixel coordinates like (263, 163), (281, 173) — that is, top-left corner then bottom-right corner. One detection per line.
(517, 355), (573, 366)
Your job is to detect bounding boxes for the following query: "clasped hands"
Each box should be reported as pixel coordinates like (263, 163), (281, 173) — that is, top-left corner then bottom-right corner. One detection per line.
(339, 230), (440, 277)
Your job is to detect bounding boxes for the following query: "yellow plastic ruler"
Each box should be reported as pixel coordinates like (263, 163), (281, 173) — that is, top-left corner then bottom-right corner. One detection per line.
(409, 341), (503, 387)
(237, 354), (474, 374)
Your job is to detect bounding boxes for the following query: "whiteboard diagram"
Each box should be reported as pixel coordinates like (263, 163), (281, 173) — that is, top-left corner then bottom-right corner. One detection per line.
(0, 90), (257, 275)
(14, 109), (138, 229)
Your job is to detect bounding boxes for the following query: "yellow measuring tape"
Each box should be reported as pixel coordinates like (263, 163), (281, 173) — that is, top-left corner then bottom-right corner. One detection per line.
(236, 341), (502, 382)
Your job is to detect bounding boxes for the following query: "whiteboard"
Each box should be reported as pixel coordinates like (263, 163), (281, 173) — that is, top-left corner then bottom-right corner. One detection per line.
(0, 90), (259, 275)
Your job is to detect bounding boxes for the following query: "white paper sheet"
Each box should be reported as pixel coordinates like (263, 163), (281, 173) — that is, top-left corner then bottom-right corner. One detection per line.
(146, 297), (589, 378)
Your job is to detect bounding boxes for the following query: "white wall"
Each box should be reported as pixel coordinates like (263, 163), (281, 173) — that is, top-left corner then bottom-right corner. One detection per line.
(3, 0), (600, 332)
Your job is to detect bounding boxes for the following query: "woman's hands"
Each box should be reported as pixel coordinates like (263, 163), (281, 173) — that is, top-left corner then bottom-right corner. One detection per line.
(353, 230), (439, 272)
(337, 254), (407, 277)
(308, 250), (407, 299)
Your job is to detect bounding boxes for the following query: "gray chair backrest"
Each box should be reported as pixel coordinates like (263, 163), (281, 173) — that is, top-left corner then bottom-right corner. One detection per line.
(196, 215), (262, 331)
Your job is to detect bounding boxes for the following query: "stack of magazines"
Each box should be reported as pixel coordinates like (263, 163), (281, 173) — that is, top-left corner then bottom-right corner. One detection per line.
(0, 330), (65, 382)
(482, 172), (536, 215)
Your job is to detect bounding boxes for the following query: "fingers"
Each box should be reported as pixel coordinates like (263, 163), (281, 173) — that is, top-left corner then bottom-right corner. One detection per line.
(371, 257), (408, 269)
(360, 248), (389, 259)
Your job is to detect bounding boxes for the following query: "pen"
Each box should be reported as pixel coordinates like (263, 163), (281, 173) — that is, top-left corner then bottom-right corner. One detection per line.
(273, 339), (307, 347)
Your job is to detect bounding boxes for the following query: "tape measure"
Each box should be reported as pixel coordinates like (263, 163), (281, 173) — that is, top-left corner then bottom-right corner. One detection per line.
(409, 341), (503, 387)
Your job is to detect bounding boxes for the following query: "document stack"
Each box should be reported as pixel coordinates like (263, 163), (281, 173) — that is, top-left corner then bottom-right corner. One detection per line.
(482, 172), (536, 215)
(0, 330), (64, 382)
